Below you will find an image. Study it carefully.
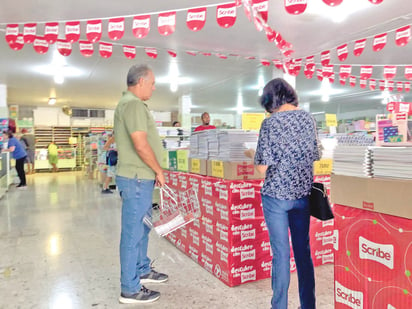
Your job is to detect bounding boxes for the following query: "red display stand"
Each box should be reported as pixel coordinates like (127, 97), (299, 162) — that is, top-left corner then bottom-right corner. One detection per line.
(334, 204), (412, 308)
(163, 171), (334, 287)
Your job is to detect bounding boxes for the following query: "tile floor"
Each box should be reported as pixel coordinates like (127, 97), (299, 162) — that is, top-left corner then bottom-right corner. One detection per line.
(0, 171), (334, 309)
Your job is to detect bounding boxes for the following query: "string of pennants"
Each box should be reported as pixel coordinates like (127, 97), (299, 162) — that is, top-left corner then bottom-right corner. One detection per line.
(284, 0), (383, 15)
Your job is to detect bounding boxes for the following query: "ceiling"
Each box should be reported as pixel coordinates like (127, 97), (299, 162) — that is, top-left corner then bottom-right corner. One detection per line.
(0, 0), (412, 119)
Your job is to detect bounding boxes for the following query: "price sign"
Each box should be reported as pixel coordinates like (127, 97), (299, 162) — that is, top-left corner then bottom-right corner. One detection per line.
(313, 159), (333, 175)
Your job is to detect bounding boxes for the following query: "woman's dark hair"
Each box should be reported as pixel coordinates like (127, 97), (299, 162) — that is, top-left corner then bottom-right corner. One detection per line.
(259, 78), (298, 113)
(3, 129), (13, 138)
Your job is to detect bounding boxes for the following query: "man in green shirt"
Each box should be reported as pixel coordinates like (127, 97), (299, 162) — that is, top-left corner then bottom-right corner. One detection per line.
(114, 64), (168, 304)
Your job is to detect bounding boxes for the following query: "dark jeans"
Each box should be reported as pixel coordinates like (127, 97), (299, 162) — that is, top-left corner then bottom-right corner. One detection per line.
(16, 156), (27, 185)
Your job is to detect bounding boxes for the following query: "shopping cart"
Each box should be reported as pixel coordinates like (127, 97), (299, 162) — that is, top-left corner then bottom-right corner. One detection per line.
(144, 184), (201, 237)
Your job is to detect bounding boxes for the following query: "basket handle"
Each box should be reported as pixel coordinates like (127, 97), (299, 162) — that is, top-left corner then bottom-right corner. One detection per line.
(160, 184), (178, 207)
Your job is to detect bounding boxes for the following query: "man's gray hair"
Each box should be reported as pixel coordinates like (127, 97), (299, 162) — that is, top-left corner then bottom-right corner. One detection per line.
(127, 64), (152, 87)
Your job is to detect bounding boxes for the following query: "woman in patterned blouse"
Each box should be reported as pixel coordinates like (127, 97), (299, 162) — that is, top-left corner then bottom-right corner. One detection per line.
(246, 78), (320, 309)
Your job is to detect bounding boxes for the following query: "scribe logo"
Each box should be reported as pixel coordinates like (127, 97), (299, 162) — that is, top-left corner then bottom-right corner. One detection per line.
(359, 236), (394, 269)
(241, 270), (256, 283)
(241, 249), (256, 262)
(241, 229), (256, 241)
(335, 281), (363, 309)
(240, 208), (255, 220)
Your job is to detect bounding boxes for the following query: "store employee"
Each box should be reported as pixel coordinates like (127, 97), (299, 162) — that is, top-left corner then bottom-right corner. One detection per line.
(194, 112), (216, 132)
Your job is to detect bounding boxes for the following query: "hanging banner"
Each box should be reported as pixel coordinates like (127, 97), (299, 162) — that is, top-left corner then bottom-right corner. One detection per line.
(339, 76), (346, 85)
(372, 32), (387, 52)
(201, 52), (212, 56)
(145, 47), (158, 59)
(122, 45), (136, 59)
(339, 65), (352, 79)
(23, 23), (37, 44)
(273, 59), (284, 70)
(322, 65), (334, 78)
(349, 76), (356, 87)
(133, 15), (151, 38)
(329, 73), (335, 83)
(8, 34), (24, 51)
(158, 11), (176, 36)
(99, 42), (113, 58)
(304, 63), (315, 79)
(369, 79), (376, 90)
(405, 82), (411, 92)
(216, 53), (228, 59)
(284, 0), (307, 15)
(79, 41), (94, 57)
(187, 7), (207, 32)
(379, 80), (386, 91)
(167, 50), (177, 57)
(86, 19), (102, 43)
(396, 82), (403, 92)
(216, 3), (237, 28)
(336, 44), (348, 61)
(44, 22), (59, 44)
(261, 59), (271, 66)
(5, 24), (19, 44)
(108, 17), (125, 41)
(387, 80), (394, 91)
(359, 78), (367, 89)
(265, 28), (277, 42)
(57, 39), (72, 56)
(383, 66), (397, 80)
(317, 69), (323, 81)
(252, 0), (269, 30)
(353, 38), (366, 56)
(305, 55), (315, 66)
(33, 36), (49, 54)
(323, 0), (343, 6)
(360, 66), (373, 80)
(369, 0), (383, 4)
(65, 21), (81, 43)
(405, 66), (412, 80)
(320, 50), (330, 66)
(395, 25), (411, 47)
(186, 51), (197, 56)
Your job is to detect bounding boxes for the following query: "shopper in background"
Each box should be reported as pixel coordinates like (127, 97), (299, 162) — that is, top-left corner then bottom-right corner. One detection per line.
(21, 128), (36, 174)
(2, 130), (27, 188)
(172, 121), (180, 127)
(102, 134), (116, 194)
(47, 141), (59, 172)
(245, 78), (320, 309)
(114, 64), (168, 304)
(194, 112), (216, 132)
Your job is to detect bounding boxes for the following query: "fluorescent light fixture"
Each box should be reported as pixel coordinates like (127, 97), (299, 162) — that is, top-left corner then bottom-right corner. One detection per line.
(48, 97), (56, 105)
(54, 74), (64, 84)
(156, 76), (193, 85)
(170, 82), (178, 92)
(305, 0), (373, 23)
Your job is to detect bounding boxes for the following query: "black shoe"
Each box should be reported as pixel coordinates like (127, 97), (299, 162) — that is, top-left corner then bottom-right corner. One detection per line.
(140, 269), (169, 284)
(101, 189), (113, 194)
(118, 286), (160, 304)
(16, 184), (27, 189)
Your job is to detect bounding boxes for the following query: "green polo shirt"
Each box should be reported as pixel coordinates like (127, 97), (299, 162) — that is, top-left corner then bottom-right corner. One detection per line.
(114, 91), (163, 180)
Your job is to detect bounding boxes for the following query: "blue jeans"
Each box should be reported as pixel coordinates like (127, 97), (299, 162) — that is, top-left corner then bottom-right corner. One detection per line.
(261, 194), (316, 309)
(116, 176), (154, 295)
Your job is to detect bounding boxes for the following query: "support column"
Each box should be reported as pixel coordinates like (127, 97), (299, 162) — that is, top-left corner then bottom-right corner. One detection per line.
(179, 95), (192, 129)
(0, 84), (8, 118)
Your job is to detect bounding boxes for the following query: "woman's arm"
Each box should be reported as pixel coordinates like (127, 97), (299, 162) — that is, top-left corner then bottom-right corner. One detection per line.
(244, 149), (268, 174)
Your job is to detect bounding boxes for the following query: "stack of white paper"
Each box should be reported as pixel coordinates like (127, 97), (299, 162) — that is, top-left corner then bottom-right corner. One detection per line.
(371, 146), (412, 179)
(333, 146), (372, 177)
(217, 130), (259, 161)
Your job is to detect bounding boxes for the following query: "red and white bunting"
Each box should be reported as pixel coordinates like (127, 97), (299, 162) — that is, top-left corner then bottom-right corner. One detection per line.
(349, 76), (356, 87)
(99, 42), (113, 58)
(79, 41), (94, 57)
(369, 0), (383, 4)
(379, 80), (386, 91)
(317, 69), (323, 81)
(216, 53), (228, 59)
(122, 45), (136, 59)
(5, 24), (19, 44)
(261, 59), (271, 66)
(167, 50), (177, 57)
(187, 7), (207, 32)
(284, 0), (307, 15)
(158, 11), (176, 36)
(273, 59), (284, 70)
(108, 18), (125, 41)
(200, 52), (212, 56)
(304, 63), (315, 79)
(305, 55), (315, 65)
(145, 47), (158, 58)
(395, 25), (411, 47)
(320, 50), (330, 66)
(339, 65), (352, 79)
(133, 15), (151, 38)
(65, 21), (81, 43)
(322, 65), (334, 78)
(23, 23), (37, 44)
(360, 65), (373, 80)
(353, 38), (366, 56)
(336, 44), (348, 61)
(405, 82), (411, 92)
(33, 36), (49, 54)
(329, 73), (335, 83)
(372, 32), (387, 52)
(44, 22), (59, 44)
(369, 79), (376, 90)
(383, 65), (397, 80)
(359, 78), (367, 89)
(387, 80), (394, 91)
(56, 39), (72, 56)
(265, 28), (277, 42)
(339, 76), (346, 85)
(405, 66), (412, 80)
(8, 34), (24, 51)
(86, 19), (102, 43)
(216, 2), (237, 28)
(323, 0), (343, 6)
(186, 51), (197, 56)
(282, 49), (294, 58)
(396, 81), (403, 92)
(252, 0), (269, 30)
